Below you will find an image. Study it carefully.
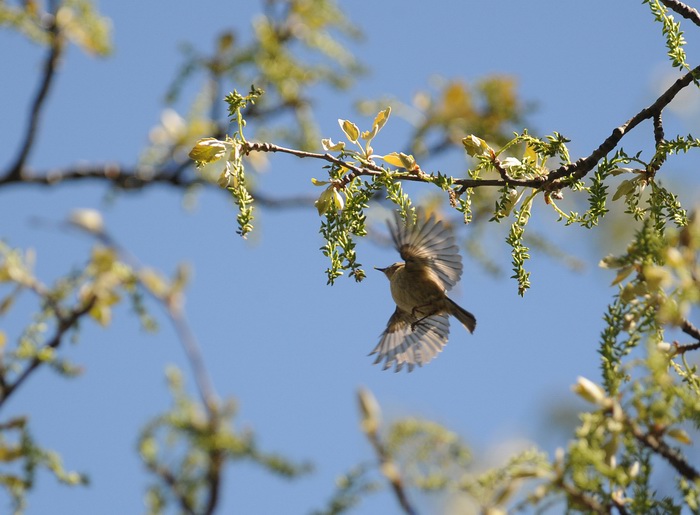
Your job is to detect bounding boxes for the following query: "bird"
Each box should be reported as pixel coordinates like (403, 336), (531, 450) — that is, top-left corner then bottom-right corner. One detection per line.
(370, 209), (476, 372)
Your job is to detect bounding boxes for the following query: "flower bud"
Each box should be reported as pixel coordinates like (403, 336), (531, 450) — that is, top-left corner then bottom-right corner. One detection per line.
(572, 376), (609, 407)
(462, 135), (491, 157)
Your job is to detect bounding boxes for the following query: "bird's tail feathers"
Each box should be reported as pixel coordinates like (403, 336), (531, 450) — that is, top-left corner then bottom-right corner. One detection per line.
(447, 298), (476, 333)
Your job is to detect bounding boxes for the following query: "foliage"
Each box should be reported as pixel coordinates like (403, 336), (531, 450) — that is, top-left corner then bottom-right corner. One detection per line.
(3, 0), (700, 514)
(140, 367), (310, 515)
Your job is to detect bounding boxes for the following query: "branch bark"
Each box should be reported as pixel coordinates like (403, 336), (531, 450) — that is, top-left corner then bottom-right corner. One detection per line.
(0, 295), (96, 409)
(660, 0), (700, 27)
(5, 12), (63, 181)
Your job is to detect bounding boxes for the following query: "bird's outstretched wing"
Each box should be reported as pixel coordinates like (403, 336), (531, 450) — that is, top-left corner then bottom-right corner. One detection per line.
(369, 308), (451, 372)
(389, 209), (462, 291)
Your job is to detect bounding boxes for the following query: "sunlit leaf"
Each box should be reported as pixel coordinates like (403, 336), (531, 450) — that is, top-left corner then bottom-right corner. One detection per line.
(339, 119), (360, 143)
(372, 107), (391, 133)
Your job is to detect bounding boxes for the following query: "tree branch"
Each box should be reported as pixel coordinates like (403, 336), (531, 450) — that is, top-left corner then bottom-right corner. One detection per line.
(5, 12), (63, 181)
(680, 318), (700, 341)
(364, 426), (418, 515)
(145, 460), (197, 515)
(0, 162), (315, 207)
(558, 479), (610, 514)
(542, 64), (700, 185)
(245, 64), (700, 193)
(660, 0), (700, 27)
(629, 421), (700, 481)
(674, 318), (700, 354)
(3, 49), (698, 210)
(165, 300), (219, 418)
(93, 229), (226, 514)
(0, 295), (97, 409)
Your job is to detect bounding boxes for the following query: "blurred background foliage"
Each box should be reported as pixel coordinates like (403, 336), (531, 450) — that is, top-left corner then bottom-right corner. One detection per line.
(2, 0), (700, 514)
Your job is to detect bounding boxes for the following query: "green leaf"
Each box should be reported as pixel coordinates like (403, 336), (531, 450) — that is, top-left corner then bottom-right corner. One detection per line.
(612, 179), (636, 201)
(188, 138), (228, 166)
(339, 119), (360, 143)
(381, 152), (416, 170)
(372, 107), (391, 133)
(321, 138), (345, 152)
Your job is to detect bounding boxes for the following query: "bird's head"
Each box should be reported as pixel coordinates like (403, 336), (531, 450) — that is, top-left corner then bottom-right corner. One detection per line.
(374, 262), (403, 280)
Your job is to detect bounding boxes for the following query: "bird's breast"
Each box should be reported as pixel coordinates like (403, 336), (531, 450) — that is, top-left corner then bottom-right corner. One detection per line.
(390, 266), (445, 314)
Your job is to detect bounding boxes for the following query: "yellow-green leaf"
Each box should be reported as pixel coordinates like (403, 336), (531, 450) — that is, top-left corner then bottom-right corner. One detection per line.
(612, 179), (636, 201)
(372, 107), (391, 133)
(314, 186), (344, 215)
(140, 268), (169, 298)
(360, 129), (376, 141)
(0, 445), (23, 462)
(339, 119), (360, 143)
(188, 138), (228, 166)
(382, 152), (416, 170)
(523, 144), (537, 164)
(610, 265), (635, 286)
(89, 303), (112, 327)
(321, 138), (345, 152)
(332, 189), (345, 211)
(667, 428), (692, 445)
(315, 188), (334, 215)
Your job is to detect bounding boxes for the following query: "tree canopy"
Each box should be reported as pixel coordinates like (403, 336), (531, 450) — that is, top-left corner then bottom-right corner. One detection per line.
(2, 1), (700, 514)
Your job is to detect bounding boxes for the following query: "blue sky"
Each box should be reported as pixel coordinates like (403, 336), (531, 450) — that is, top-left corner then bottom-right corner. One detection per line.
(2, 1), (700, 514)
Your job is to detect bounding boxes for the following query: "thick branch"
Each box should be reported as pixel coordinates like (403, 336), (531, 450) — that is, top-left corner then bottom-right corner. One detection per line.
(629, 421), (700, 481)
(245, 65), (700, 193)
(3, 61), (699, 203)
(680, 318), (700, 341)
(0, 163), (197, 190)
(543, 64), (700, 185)
(674, 318), (700, 354)
(660, 0), (700, 27)
(0, 162), (315, 207)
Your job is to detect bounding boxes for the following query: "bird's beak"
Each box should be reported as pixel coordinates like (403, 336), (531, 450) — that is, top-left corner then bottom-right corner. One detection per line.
(374, 266), (386, 272)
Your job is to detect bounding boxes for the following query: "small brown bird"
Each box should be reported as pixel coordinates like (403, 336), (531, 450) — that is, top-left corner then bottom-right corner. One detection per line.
(370, 210), (476, 372)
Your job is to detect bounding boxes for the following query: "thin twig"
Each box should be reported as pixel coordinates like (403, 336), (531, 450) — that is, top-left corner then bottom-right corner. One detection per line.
(93, 229), (221, 417)
(360, 419), (417, 515)
(614, 498), (632, 515)
(5, 12), (63, 181)
(558, 479), (610, 514)
(0, 295), (97, 409)
(145, 460), (197, 515)
(203, 446), (224, 515)
(95, 230), (224, 513)
(243, 141), (379, 178)
(166, 301), (219, 417)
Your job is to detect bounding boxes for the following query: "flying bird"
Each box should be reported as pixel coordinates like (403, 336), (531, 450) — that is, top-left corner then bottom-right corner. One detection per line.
(370, 210), (476, 372)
